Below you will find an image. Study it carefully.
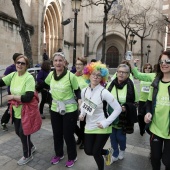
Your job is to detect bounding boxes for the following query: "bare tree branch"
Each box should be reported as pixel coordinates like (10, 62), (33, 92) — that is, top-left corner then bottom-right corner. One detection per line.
(11, 0), (33, 67)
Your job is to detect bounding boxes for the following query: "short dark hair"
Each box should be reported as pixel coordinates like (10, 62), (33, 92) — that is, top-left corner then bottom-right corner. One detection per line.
(57, 48), (62, 52)
(91, 59), (97, 62)
(15, 55), (29, 69)
(13, 53), (22, 61)
(41, 60), (51, 72)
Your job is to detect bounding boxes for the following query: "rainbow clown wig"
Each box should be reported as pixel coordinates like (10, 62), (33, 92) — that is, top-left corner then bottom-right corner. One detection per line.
(83, 61), (109, 86)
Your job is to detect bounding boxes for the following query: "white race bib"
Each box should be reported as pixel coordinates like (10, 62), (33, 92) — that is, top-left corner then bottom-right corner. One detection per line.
(141, 86), (150, 93)
(82, 98), (97, 116)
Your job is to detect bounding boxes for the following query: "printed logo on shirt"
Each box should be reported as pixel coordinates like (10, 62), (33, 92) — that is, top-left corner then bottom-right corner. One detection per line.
(157, 94), (170, 106)
(51, 82), (66, 93)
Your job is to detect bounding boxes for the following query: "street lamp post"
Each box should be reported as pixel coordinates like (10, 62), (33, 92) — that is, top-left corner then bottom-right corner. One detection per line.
(129, 33), (137, 51)
(130, 33), (135, 51)
(146, 45), (151, 63)
(71, 0), (81, 66)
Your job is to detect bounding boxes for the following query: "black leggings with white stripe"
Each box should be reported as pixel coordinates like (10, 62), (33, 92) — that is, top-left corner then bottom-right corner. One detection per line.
(13, 118), (34, 158)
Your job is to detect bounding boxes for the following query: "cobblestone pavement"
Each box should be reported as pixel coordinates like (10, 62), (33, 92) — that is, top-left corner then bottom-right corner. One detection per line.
(0, 80), (165, 170)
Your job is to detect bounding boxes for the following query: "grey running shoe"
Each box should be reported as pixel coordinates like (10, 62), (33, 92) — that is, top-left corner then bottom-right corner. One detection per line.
(2, 124), (8, 131)
(17, 155), (33, 165)
(31, 146), (36, 154)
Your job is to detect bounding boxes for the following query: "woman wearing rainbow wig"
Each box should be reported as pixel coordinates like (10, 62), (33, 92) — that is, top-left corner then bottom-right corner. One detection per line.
(79, 61), (122, 170)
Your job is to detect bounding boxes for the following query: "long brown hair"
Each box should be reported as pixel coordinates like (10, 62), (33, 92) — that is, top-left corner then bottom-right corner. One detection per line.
(143, 63), (152, 73)
(156, 51), (170, 78)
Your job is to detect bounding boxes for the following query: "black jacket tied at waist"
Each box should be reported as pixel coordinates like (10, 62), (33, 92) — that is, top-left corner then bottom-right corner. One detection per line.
(106, 77), (137, 134)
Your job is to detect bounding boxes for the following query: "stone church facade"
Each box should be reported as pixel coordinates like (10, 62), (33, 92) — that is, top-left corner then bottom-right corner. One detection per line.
(0, 0), (164, 69)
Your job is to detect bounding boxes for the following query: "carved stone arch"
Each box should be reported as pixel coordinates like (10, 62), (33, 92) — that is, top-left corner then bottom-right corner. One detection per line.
(96, 33), (125, 66)
(106, 46), (119, 68)
(92, 30), (125, 56)
(41, 0), (62, 59)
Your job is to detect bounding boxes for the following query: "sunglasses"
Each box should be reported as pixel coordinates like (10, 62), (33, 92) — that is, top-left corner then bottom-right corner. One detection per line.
(53, 52), (65, 58)
(16, 61), (26, 66)
(159, 59), (170, 65)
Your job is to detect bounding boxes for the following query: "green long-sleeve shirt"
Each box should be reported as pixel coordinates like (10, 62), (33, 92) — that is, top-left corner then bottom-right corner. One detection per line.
(132, 67), (156, 101)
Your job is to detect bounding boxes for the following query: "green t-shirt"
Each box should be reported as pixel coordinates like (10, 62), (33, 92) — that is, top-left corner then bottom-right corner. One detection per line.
(148, 81), (170, 139)
(106, 82), (138, 129)
(45, 70), (79, 113)
(85, 126), (112, 134)
(76, 76), (88, 90)
(132, 67), (155, 82)
(139, 81), (152, 102)
(2, 72), (35, 118)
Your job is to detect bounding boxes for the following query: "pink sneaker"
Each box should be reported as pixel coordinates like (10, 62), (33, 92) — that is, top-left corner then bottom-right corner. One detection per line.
(51, 155), (64, 164)
(65, 157), (77, 168)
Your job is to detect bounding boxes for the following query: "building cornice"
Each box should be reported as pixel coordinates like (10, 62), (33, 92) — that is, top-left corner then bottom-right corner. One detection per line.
(0, 11), (34, 35)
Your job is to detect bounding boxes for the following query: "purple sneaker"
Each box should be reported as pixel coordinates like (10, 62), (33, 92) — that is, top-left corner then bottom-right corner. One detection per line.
(65, 157), (77, 168)
(51, 155), (64, 164)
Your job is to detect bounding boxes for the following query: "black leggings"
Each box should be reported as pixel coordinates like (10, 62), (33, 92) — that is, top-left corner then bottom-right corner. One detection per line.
(39, 89), (51, 114)
(150, 133), (170, 170)
(13, 118), (33, 158)
(50, 110), (78, 160)
(75, 119), (86, 142)
(84, 133), (110, 170)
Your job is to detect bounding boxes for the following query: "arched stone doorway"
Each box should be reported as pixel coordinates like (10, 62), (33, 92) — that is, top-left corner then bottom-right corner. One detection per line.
(106, 46), (119, 68)
(43, 1), (62, 59)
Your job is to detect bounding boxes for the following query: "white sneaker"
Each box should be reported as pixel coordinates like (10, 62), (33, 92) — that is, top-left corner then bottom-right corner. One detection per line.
(17, 155), (33, 165)
(110, 156), (118, 164)
(118, 150), (125, 160)
(31, 146), (36, 154)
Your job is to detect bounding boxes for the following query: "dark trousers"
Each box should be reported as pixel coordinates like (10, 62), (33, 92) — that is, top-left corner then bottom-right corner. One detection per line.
(150, 133), (170, 170)
(138, 101), (147, 136)
(13, 118), (33, 158)
(39, 89), (51, 114)
(84, 133), (110, 170)
(75, 119), (86, 142)
(50, 110), (78, 160)
(1, 103), (10, 125)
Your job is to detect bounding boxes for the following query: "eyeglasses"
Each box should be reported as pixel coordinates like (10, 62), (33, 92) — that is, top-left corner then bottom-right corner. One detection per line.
(91, 73), (102, 79)
(75, 63), (83, 66)
(16, 61), (26, 66)
(145, 67), (151, 69)
(117, 71), (128, 75)
(159, 59), (170, 65)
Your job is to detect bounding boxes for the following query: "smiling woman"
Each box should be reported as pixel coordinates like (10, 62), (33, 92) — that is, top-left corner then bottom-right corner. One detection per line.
(15, 56), (29, 76)
(145, 50), (170, 170)
(36, 52), (82, 168)
(0, 55), (37, 166)
(105, 63), (138, 164)
(79, 61), (122, 170)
